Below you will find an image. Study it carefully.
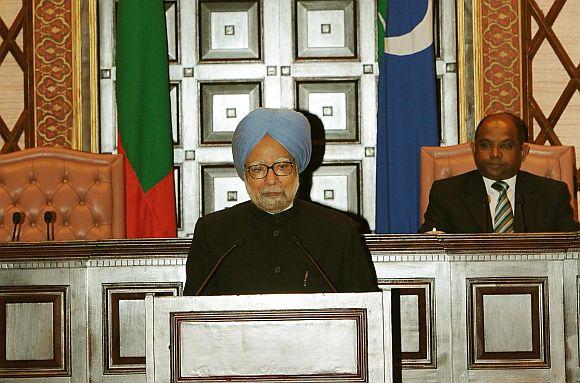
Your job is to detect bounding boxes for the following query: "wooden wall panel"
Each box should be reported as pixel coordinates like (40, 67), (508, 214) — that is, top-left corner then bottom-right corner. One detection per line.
(379, 279), (436, 370)
(32, 0), (75, 148)
(478, 0), (522, 119)
(0, 0), (97, 153)
(102, 283), (181, 374)
(467, 278), (549, 369)
(522, 0), (580, 162)
(0, 285), (69, 378)
(0, 0), (34, 152)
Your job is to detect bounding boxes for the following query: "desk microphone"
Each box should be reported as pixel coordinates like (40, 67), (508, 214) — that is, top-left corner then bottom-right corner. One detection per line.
(11, 211), (23, 242)
(482, 196), (490, 233)
(516, 194), (526, 233)
(195, 239), (246, 296)
(291, 235), (338, 293)
(44, 211), (56, 241)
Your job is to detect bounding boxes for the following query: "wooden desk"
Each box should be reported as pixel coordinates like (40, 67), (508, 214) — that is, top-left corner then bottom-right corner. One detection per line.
(1, 233), (580, 382)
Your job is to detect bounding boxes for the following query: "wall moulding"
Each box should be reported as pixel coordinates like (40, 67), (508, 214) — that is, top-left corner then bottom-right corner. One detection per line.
(32, 0), (98, 151)
(457, 0), (523, 142)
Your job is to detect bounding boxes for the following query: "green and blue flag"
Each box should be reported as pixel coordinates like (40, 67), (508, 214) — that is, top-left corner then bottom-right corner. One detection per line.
(376, 0), (439, 233)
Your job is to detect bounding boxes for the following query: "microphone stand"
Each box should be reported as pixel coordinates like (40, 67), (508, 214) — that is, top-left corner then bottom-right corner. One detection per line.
(11, 212), (23, 242)
(292, 235), (338, 293)
(516, 196), (526, 233)
(44, 211), (55, 241)
(195, 240), (245, 296)
(482, 201), (488, 233)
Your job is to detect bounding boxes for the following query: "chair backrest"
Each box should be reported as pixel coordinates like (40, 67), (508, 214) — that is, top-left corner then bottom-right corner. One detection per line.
(0, 147), (125, 241)
(420, 142), (577, 222)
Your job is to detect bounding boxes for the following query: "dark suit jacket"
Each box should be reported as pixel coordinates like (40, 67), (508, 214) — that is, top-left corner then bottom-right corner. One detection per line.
(184, 200), (378, 295)
(419, 170), (578, 233)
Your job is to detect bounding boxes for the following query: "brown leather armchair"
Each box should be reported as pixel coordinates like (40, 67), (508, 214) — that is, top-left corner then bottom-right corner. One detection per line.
(0, 147), (125, 241)
(420, 142), (577, 222)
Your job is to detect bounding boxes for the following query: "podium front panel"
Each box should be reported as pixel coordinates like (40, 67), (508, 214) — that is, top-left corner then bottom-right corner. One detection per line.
(146, 292), (389, 383)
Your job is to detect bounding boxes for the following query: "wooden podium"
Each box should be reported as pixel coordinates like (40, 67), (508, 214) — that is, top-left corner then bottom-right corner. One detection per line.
(4, 234), (580, 382)
(145, 292), (393, 383)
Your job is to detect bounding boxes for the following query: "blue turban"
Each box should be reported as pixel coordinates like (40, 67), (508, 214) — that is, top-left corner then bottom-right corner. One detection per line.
(232, 108), (312, 179)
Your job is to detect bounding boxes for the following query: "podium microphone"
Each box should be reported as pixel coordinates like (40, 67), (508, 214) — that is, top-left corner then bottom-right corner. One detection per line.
(516, 194), (526, 233)
(195, 239), (246, 296)
(291, 235), (338, 293)
(482, 196), (490, 233)
(44, 211), (56, 241)
(11, 211), (23, 242)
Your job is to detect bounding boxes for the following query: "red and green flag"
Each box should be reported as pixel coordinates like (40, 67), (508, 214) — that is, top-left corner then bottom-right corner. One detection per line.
(116, 0), (176, 238)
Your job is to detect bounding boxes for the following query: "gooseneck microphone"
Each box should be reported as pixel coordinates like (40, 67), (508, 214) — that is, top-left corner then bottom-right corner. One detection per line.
(516, 194), (526, 233)
(11, 211), (23, 242)
(44, 211), (56, 241)
(195, 239), (246, 296)
(291, 235), (338, 293)
(482, 196), (490, 233)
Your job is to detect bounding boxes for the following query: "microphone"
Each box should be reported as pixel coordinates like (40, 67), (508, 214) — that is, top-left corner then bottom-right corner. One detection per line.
(11, 211), (23, 242)
(516, 194), (526, 233)
(291, 235), (338, 293)
(482, 196), (490, 233)
(195, 239), (246, 296)
(44, 211), (56, 241)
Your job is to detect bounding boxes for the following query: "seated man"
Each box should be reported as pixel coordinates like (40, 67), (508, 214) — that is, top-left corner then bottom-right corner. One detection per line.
(419, 112), (577, 233)
(184, 108), (378, 295)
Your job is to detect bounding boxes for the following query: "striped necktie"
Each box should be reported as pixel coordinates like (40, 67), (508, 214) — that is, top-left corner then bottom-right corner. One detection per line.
(492, 181), (514, 233)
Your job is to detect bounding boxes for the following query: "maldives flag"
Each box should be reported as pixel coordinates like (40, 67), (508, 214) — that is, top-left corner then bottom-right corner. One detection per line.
(116, 0), (176, 238)
(375, 0), (439, 233)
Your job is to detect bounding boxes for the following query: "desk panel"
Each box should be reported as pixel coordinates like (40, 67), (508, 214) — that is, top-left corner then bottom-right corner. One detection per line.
(1, 234), (579, 382)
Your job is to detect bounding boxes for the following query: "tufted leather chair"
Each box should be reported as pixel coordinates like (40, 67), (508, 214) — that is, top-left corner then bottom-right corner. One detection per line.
(0, 147), (125, 241)
(420, 142), (577, 222)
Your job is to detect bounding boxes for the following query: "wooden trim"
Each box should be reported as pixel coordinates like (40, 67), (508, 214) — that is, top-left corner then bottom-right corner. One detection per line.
(378, 279), (436, 369)
(88, 0), (99, 153)
(364, 232), (579, 254)
(32, 0), (75, 148)
(293, 0), (359, 61)
(467, 277), (549, 369)
(171, 308), (368, 382)
(0, 286), (69, 378)
(521, 0), (580, 146)
(104, 285), (180, 374)
(0, 1), (34, 152)
(472, 0), (484, 124)
(398, 288), (427, 361)
(25, 0), (35, 149)
(71, 0), (81, 149)
(197, 0), (263, 63)
(2, 233), (580, 262)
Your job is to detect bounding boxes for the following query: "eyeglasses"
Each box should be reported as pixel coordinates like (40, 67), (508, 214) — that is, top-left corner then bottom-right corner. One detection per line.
(475, 140), (519, 152)
(245, 161), (295, 179)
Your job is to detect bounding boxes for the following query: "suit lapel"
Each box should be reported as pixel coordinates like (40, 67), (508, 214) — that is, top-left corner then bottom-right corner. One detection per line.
(462, 171), (492, 232)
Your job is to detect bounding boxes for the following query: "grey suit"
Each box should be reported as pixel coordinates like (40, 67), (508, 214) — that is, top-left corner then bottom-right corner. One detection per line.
(419, 170), (578, 233)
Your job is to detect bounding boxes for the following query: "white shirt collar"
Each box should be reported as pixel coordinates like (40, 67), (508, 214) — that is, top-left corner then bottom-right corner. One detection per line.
(482, 174), (517, 193)
(482, 174), (517, 226)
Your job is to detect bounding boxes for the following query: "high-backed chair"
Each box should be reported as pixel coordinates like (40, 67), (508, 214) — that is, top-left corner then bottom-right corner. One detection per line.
(420, 142), (577, 222)
(0, 147), (125, 241)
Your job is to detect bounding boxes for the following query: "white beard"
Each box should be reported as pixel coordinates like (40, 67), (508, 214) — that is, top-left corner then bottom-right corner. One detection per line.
(245, 176), (300, 213)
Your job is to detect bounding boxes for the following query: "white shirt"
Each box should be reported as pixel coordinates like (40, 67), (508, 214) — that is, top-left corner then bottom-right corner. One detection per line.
(482, 174), (517, 227)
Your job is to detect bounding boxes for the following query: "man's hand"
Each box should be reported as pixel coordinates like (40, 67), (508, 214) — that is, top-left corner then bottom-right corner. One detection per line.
(423, 227), (446, 234)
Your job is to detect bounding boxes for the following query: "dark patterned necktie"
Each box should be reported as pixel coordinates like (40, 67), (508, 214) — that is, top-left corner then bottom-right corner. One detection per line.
(492, 181), (514, 233)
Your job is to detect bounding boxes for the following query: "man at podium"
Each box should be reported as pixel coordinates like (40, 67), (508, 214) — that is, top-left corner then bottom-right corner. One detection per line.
(419, 112), (577, 233)
(184, 108), (378, 296)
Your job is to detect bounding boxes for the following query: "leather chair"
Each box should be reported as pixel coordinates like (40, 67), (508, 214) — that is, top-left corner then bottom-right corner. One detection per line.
(420, 142), (577, 222)
(0, 147), (125, 241)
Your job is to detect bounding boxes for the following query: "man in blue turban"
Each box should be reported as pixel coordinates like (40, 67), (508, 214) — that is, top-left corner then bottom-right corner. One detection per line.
(184, 108), (377, 296)
(232, 108), (311, 213)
